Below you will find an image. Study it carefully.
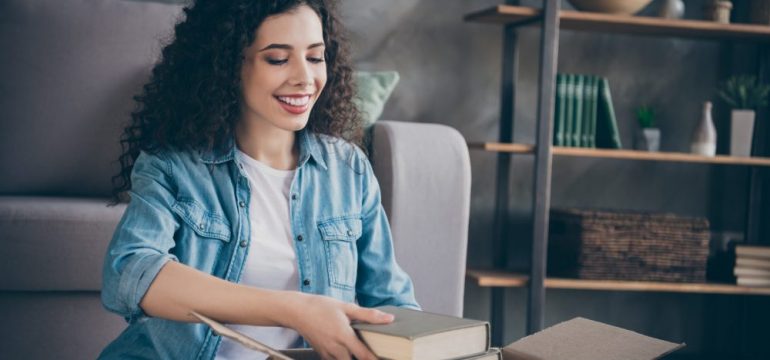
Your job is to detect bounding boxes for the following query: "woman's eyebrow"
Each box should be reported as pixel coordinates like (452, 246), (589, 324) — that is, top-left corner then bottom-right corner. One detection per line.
(258, 42), (325, 52)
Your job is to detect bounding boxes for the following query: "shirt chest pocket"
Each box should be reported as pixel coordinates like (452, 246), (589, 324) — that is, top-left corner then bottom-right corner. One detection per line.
(172, 198), (232, 242)
(318, 216), (362, 290)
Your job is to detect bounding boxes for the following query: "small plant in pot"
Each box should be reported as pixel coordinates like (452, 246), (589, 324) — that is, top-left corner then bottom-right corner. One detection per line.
(635, 105), (660, 152)
(717, 75), (770, 157)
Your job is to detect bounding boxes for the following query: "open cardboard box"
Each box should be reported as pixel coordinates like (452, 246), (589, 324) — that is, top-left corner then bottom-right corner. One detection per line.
(269, 317), (684, 359)
(501, 317), (684, 360)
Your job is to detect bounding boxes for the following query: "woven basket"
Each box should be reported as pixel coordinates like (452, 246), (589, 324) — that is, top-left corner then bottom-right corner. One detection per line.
(548, 209), (710, 282)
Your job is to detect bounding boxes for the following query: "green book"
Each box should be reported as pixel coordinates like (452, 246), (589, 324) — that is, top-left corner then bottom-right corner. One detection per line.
(580, 76), (595, 148)
(596, 77), (622, 149)
(554, 74), (566, 146)
(588, 76), (599, 148)
(564, 74), (575, 147)
(352, 306), (491, 360)
(572, 75), (585, 147)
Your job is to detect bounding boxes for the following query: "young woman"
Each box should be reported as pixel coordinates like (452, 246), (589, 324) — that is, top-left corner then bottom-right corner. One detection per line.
(99, 1), (419, 359)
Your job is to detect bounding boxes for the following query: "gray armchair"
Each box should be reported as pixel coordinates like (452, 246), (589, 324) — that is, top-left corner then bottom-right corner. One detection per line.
(0, 1), (471, 359)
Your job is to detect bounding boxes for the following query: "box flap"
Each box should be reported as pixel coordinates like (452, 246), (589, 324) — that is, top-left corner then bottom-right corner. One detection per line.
(502, 317), (685, 360)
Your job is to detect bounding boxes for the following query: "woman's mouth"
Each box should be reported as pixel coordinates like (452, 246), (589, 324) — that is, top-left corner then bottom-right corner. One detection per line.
(275, 95), (312, 115)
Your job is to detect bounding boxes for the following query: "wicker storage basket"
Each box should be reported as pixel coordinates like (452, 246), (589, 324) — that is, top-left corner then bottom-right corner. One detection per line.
(548, 209), (710, 282)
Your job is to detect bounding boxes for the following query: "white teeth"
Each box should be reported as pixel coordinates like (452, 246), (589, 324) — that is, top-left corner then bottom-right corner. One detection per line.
(277, 96), (310, 106)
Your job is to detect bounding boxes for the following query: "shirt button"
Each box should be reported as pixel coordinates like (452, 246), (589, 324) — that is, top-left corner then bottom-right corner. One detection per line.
(239, 240), (247, 248)
(346, 230), (353, 236)
(199, 224), (205, 230)
(303, 279), (310, 286)
(297, 235), (303, 241)
(239, 201), (246, 208)
(291, 194), (297, 200)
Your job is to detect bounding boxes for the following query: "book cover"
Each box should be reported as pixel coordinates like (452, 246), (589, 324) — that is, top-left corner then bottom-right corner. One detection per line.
(737, 277), (770, 287)
(736, 245), (770, 259)
(573, 75), (585, 147)
(734, 267), (770, 277)
(588, 75), (599, 148)
(353, 306), (490, 360)
(564, 74), (575, 147)
(736, 257), (770, 270)
(580, 75), (594, 148)
(596, 77), (622, 149)
(554, 74), (566, 146)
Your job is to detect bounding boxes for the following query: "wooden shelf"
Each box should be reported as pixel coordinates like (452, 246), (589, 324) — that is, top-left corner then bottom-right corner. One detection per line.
(464, 5), (770, 42)
(468, 142), (770, 167)
(467, 269), (770, 296)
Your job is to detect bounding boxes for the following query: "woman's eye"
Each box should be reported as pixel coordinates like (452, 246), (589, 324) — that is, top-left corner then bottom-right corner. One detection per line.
(267, 58), (288, 65)
(308, 57), (325, 64)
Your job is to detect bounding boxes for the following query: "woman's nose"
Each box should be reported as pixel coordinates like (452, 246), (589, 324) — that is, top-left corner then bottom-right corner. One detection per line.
(288, 61), (313, 87)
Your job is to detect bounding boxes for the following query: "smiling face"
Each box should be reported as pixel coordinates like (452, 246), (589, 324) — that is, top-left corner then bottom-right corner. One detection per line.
(239, 4), (327, 133)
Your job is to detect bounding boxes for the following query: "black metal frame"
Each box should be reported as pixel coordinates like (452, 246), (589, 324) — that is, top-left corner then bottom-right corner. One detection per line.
(490, 0), (560, 344)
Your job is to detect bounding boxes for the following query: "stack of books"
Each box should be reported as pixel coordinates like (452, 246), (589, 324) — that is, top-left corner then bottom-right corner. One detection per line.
(553, 74), (622, 149)
(734, 245), (770, 287)
(196, 306), (499, 360)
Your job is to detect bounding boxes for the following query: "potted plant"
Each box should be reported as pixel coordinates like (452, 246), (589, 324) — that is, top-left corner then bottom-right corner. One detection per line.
(717, 75), (770, 157)
(635, 105), (660, 152)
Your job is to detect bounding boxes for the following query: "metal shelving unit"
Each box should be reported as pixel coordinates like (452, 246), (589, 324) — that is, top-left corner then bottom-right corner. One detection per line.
(465, 0), (770, 346)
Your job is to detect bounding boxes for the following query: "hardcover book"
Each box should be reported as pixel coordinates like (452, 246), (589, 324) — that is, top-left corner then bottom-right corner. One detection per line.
(352, 306), (490, 360)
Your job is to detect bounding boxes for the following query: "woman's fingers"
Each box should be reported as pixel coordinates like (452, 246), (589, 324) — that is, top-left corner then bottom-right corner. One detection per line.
(342, 330), (378, 360)
(345, 304), (394, 325)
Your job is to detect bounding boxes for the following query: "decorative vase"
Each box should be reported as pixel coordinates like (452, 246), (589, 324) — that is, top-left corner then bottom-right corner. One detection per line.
(750, 0), (770, 25)
(691, 101), (717, 157)
(636, 128), (661, 152)
(730, 109), (756, 157)
(705, 1), (733, 24)
(659, 0), (685, 19)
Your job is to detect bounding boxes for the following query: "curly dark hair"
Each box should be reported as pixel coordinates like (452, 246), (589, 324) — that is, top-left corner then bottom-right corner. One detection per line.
(111, 0), (360, 204)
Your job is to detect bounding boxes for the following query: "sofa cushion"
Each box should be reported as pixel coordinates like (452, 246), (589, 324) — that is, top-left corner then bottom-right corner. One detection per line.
(0, 0), (183, 197)
(0, 197), (126, 291)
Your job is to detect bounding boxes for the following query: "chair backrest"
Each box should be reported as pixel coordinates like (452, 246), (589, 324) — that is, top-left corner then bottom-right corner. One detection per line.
(371, 121), (472, 317)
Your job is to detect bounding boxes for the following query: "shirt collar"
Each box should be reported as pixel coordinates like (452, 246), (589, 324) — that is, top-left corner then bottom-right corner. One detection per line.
(198, 129), (327, 170)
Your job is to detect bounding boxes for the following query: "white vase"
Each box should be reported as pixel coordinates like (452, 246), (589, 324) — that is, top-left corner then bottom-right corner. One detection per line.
(636, 128), (661, 152)
(730, 109), (755, 157)
(691, 101), (717, 157)
(659, 0), (685, 19)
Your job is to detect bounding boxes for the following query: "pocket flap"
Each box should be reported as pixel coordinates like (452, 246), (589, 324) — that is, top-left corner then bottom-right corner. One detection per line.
(172, 198), (232, 242)
(318, 216), (362, 241)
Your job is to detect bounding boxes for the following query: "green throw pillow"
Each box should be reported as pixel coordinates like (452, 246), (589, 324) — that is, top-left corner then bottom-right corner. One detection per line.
(353, 71), (400, 128)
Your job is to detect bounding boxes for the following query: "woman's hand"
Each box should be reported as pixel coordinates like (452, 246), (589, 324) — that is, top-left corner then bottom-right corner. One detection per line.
(283, 293), (394, 360)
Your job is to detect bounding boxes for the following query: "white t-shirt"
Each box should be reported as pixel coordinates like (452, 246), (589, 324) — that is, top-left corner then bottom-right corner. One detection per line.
(214, 150), (302, 360)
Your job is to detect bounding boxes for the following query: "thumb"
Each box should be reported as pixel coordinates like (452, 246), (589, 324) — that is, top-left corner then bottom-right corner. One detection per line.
(347, 306), (395, 324)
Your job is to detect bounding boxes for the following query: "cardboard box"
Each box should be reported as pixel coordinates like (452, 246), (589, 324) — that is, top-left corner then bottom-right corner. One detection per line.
(502, 317), (685, 360)
(270, 317), (685, 360)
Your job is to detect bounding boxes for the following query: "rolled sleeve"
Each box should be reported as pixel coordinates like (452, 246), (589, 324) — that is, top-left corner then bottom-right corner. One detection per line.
(355, 151), (420, 310)
(101, 151), (180, 322)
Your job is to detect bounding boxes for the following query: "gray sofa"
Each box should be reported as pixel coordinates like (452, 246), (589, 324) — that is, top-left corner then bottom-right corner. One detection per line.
(0, 1), (471, 359)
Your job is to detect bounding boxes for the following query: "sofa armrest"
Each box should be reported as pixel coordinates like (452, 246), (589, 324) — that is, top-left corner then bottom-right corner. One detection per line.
(370, 120), (471, 317)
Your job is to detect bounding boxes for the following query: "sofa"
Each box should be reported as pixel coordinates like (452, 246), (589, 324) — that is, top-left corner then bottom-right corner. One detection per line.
(0, 1), (471, 359)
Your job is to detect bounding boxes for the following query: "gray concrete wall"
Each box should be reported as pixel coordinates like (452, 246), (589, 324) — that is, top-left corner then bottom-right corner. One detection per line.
(341, 0), (765, 357)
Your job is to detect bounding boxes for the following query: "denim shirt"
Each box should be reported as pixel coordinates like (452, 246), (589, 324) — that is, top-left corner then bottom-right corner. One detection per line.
(99, 130), (419, 359)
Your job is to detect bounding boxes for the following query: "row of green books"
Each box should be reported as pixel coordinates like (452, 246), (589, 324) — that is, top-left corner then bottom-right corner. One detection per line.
(553, 74), (622, 149)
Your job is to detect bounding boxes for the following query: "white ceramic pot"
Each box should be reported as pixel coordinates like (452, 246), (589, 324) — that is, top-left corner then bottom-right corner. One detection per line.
(636, 128), (661, 152)
(730, 109), (756, 157)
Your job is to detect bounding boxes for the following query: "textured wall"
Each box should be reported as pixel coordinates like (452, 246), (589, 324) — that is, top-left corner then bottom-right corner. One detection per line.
(341, 0), (766, 357)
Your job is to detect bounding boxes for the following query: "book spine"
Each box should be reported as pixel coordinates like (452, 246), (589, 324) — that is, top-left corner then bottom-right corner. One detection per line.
(573, 75), (584, 147)
(596, 77), (622, 149)
(555, 74), (566, 146)
(564, 74), (575, 147)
